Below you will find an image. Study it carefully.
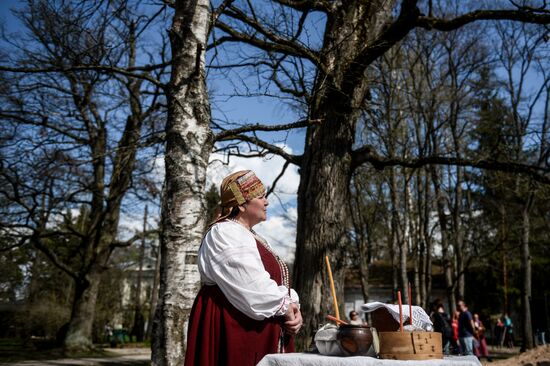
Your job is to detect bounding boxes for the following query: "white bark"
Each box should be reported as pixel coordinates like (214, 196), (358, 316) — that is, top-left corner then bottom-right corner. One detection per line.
(152, 1), (212, 365)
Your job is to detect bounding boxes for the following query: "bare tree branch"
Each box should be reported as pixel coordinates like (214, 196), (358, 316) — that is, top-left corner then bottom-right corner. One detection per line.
(271, 0), (333, 13)
(0, 112), (89, 144)
(209, 0), (236, 36)
(110, 229), (159, 248)
(32, 235), (79, 280)
(0, 236), (28, 252)
(342, 0), (421, 92)
(346, 2), (550, 95)
(211, 19), (322, 69)
(217, 133), (303, 165)
(0, 64), (167, 89)
(266, 160), (290, 198)
(213, 118), (319, 141)
(351, 146), (550, 185)
(417, 9), (550, 32)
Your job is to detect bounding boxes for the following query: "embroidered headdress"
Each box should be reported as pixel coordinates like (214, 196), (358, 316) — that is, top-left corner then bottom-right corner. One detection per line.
(213, 170), (266, 224)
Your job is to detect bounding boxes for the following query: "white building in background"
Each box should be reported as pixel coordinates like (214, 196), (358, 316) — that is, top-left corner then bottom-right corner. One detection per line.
(112, 256), (158, 331)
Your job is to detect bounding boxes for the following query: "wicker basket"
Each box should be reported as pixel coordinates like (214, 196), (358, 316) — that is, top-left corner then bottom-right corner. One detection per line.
(378, 331), (443, 360)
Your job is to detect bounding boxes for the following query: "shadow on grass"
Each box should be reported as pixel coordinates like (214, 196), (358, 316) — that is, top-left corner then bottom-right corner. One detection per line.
(0, 338), (115, 363)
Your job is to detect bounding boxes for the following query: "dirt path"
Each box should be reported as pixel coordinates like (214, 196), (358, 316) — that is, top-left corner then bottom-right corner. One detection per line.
(480, 345), (550, 366)
(0, 348), (150, 366)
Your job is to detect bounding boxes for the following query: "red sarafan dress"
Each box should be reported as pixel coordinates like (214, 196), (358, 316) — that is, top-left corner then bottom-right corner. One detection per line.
(184, 221), (296, 366)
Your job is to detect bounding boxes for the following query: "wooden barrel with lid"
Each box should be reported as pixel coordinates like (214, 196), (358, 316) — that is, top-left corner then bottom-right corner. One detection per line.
(378, 331), (443, 360)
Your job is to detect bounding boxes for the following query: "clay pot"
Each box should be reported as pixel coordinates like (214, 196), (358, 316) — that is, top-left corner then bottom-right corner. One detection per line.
(336, 324), (373, 356)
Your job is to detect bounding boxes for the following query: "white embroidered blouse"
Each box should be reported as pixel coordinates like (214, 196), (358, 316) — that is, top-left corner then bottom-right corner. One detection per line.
(198, 220), (300, 321)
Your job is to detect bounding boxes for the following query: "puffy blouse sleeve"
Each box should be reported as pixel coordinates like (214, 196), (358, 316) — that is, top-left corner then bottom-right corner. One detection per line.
(198, 221), (299, 320)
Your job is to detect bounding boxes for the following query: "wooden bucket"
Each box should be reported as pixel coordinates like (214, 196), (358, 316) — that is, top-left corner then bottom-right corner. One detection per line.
(378, 331), (443, 360)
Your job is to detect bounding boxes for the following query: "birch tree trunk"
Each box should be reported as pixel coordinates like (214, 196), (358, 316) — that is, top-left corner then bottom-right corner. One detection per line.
(152, 0), (213, 364)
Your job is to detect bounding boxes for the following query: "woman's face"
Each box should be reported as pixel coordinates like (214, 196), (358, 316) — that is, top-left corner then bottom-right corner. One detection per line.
(242, 195), (269, 226)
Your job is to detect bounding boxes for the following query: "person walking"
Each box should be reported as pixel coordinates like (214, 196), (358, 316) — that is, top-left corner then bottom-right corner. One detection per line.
(431, 302), (453, 355)
(457, 300), (476, 356)
(452, 310), (461, 355)
(503, 313), (515, 348)
(473, 313), (492, 362)
(494, 317), (505, 348)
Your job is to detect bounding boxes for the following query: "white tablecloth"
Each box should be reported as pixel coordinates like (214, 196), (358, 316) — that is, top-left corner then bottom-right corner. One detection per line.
(257, 354), (482, 366)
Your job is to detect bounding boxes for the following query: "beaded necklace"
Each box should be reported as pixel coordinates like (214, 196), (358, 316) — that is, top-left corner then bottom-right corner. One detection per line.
(227, 218), (291, 292)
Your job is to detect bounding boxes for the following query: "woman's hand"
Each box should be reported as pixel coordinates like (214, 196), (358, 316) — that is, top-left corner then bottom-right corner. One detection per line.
(283, 303), (303, 335)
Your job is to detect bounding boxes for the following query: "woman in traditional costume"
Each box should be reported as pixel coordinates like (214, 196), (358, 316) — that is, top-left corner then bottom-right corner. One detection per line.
(184, 170), (302, 366)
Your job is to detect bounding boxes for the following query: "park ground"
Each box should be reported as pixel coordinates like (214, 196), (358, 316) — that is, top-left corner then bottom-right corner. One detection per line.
(0, 340), (150, 366)
(481, 344), (550, 366)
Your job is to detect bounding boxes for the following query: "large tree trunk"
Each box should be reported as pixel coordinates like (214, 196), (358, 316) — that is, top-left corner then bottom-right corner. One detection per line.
(63, 208), (125, 351)
(63, 168), (135, 352)
(293, 107), (355, 350)
(64, 270), (103, 351)
(62, 34), (146, 350)
(152, 0), (212, 364)
(292, 1), (395, 349)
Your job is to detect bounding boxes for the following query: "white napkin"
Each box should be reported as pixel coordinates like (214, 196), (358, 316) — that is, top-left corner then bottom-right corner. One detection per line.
(313, 324), (344, 356)
(361, 301), (433, 331)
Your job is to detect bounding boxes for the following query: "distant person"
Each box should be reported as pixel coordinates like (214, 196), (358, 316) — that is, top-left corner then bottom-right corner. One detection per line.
(473, 313), (492, 362)
(349, 310), (364, 325)
(104, 323), (113, 344)
(457, 300), (476, 355)
(535, 328), (546, 346)
(431, 302), (453, 355)
(494, 317), (505, 348)
(503, 313), (514, 348)
(451, 310), (461, 354)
